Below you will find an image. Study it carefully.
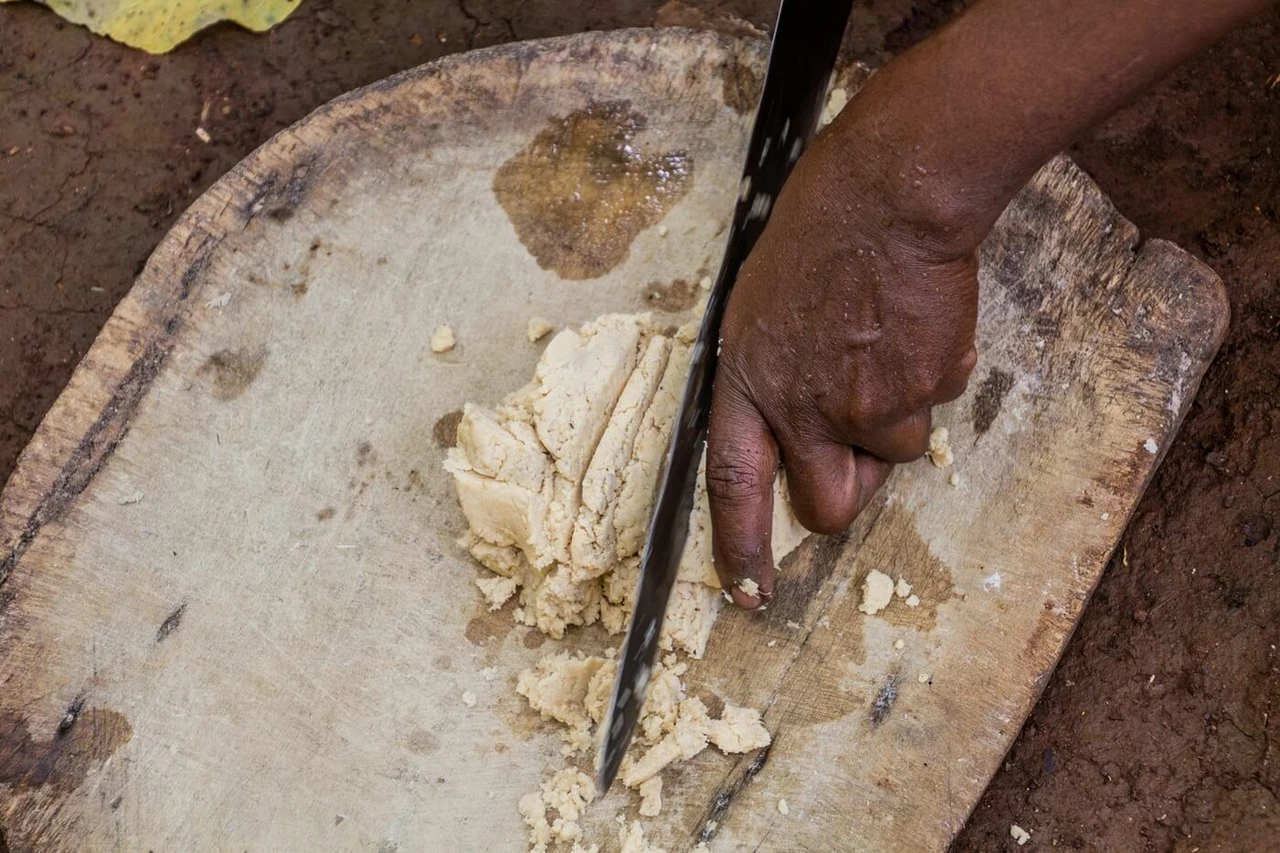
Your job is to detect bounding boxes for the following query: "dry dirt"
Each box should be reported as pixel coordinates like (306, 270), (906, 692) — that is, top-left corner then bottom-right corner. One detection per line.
(2, 1), (1277, 850)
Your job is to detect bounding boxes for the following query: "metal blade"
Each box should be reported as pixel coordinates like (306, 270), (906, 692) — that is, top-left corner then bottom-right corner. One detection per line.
(597, 0), (855, 794)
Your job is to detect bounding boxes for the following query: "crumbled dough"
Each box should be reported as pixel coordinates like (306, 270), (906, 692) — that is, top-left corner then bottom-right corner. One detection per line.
(737, 577), (760, 597)
(894, 577), (912, 599)
(431, 325), (456, 353)
(918, 672), (932, 683)
(948, 471), (961, 488)
(528, 317), (555, 342)
(893, 639), (905, 650)
(777, 798), (790, 816)
(906, 594), (921, 608)
(819, 86), (849, 128)
(698, 276), (712, 291)
(618, 820), (665, 853)
(858, 570), (895, 616)
(446, 312), (806, 657)
(449, 311), (797, 851)
(476, 575), (518, 610)
(462, 691), (477, 707)
(519, 768), (597, 852)
(927, 427), (954, 468)
(657, 224), (669, 238)
(1010, 824), (1031, 846)
(638, 776), (662, 817)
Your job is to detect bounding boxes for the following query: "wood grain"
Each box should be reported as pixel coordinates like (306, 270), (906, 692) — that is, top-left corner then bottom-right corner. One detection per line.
(0, 29), (1225, 852)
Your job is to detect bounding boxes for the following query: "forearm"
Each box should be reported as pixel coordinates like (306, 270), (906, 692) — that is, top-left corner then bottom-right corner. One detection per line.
(829, 0), (1275, 255)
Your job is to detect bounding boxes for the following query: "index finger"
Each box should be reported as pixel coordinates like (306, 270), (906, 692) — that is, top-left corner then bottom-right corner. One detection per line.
(705, 377), (779, 610)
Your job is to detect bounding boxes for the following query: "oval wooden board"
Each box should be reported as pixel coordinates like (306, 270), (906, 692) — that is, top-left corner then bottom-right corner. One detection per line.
(0, 29), (1226, 853)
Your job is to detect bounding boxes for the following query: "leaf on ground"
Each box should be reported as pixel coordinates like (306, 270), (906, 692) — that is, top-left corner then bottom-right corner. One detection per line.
(1, 0), (303, 54)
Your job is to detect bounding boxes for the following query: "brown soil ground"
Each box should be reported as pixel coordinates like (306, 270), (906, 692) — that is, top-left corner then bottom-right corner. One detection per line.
(2, 1), (1277, 850)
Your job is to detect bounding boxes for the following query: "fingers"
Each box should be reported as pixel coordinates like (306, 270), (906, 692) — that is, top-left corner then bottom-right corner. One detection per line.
(782, 438), (894, 535)
(706, 379), (779, 611)
(932, 346), (979, 404)
(842, 408), (932, 464)
(778, 440), (859, 534)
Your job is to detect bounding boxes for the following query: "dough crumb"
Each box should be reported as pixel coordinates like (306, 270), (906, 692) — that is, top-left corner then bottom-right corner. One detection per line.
(948, 471), (961, 488)
(736, 577), (759, 597)
(905, 594), (921, 608)
(894, 577), (912, 598)
(777, 797), (790, 816)
(1010, 824), (1031, 846)
(819, 86), (849, 127)
(520, 768), (596, 851)
(699, 276), (712, 291)
(893, 639), (905, 650)
(657, 224), (669, 237)
(461, 691), (477, 707)
(858, 570), (895, 616)
(430, 325), (456, 353)
(619, 820), (665, 853)
(638, 776), (662, 817)
(918, 672), (932, 683)
(927, 427), (954, 468)
(476, 575), (518, 610)
(527, 317), (555, 342)
(1143, 437), (1158, 454)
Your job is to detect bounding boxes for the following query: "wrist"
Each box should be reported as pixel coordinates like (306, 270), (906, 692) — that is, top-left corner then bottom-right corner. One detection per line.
(819, 86), (1009, 263)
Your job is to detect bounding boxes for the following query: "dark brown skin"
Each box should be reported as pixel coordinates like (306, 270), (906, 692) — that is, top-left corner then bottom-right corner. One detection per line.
(710, 0), (1278, 607)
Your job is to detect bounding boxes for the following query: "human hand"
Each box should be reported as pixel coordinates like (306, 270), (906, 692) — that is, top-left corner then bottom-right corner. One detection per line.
(706, 97), (980, 609)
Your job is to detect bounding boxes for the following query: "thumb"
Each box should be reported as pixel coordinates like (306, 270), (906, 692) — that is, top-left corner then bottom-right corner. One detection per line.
(706, 377), (779, 610)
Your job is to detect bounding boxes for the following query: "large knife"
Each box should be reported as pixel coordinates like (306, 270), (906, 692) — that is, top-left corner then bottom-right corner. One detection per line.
(597, 0), (856, 793)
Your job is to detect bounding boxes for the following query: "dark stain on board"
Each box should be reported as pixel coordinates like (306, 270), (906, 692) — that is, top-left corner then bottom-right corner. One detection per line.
(244, 158), (317, 224)
(873, 503), (959, 633)
(316, 507), (336, 521)
(870, 674), (899, 728)
(493, 102), (692, 280)
(156, 603), (187, 642)
(718, 51), (764, 115)
(697, 742), (773, 844)
(0, 706), (133, 794)
(642, 277), (701, 312)
(972, 367), (1015, 437)
(199, 345), (268, 401)
(433, 410), (463, 448)
(356, 441), (375, 467)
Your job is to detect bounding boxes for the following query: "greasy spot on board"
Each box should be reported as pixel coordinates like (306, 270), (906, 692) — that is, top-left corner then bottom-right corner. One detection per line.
(493, 102), (692, 280)
(0, 706), (133, 793)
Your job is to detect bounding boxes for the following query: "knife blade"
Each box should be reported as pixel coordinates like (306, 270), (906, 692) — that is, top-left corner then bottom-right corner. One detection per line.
(597, 0), (856, 794)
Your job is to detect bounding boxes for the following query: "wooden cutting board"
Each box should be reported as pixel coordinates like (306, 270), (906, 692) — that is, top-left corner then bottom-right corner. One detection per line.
(0, 29), (1226, 852)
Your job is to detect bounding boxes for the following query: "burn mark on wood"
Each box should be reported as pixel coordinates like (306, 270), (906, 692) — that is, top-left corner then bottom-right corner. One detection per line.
(156, 603), (187, 642)
(0, 706), (133, 794)
(971, 367), (1014, 437)
(492, 102), (692, 280)
(244, 158), (317, 224)
(870, 675), (898, 728)
(697, 741), (773, 843)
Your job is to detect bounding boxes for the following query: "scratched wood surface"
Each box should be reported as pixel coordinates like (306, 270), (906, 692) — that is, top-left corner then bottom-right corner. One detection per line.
(0, 29), (1226, 852)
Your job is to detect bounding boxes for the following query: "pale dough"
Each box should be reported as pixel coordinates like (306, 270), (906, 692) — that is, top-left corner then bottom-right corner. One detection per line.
(430, 324), (456, 352)
(445, 312), (807, 657)
(927, 426), (955, 468)
(446, 311), (803, 851)
(858, 569), (895, 616)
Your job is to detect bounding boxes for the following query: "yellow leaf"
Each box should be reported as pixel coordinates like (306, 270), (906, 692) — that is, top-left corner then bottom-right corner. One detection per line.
(2, 0), (303, 54)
